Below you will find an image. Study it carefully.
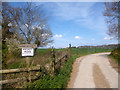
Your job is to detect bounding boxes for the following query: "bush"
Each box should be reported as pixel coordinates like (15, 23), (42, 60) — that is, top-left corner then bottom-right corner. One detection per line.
(5, 37), (21, 59)
(2, 37), (21, 69)
(2, 43), (8, 69)
(110, 46), (120, 65)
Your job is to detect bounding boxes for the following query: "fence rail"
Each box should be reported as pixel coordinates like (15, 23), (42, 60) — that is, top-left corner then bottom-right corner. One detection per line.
(0, 77), (27, 84)
(0, 65), (41, 85)
(1, 48), (70, 88)
(0, 65), (41, 74)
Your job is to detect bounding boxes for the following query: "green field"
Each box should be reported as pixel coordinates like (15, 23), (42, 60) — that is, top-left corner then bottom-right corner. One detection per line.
(4, 47), (113, 69)
(6, 49), (52, 69)
(70, 47), (113, 57)
(4, 48), (68, 69)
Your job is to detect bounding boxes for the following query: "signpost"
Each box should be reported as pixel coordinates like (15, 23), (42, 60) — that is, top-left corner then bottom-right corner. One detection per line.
(18, 44), (37, 82)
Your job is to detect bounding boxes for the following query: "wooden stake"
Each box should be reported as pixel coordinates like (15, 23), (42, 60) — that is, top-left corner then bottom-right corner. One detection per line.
(25, 57), (31, 82)
(52, 46), (55, 73)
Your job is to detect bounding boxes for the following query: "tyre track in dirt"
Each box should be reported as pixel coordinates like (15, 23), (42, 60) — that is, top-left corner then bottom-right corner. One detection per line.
(67, 52), (118, 88)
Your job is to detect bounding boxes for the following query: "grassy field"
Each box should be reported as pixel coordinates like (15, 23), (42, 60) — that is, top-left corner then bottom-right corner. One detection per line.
(71, 47), (113, 57)
(5, 48), (68, 69)
(4, 47), (113, 69)
(5, 49), (52, 69)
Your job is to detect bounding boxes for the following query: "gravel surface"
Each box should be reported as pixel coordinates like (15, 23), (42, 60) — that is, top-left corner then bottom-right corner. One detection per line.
(69, 52), (118, 88)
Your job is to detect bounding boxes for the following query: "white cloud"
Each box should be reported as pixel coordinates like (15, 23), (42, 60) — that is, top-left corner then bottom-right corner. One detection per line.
(43, 2), (96, 21)
(104, 37), (113, 40)
(75, 36), (81, 39)
(54, 3), (95, 20)
(43, 3), (108, 36)
(54, 34), (63, 38)
(91, 38), (95, 41)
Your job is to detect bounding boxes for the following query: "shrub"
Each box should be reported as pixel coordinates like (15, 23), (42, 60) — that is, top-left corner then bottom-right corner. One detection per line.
(110, 46), (120, 65)
(2, 43), (8, 69)
(5, 37), (21, 59)
(2, 37), (21, 69)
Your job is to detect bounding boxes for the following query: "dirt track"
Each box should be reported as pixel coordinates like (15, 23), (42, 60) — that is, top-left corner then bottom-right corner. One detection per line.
(67, 52), (118, 88)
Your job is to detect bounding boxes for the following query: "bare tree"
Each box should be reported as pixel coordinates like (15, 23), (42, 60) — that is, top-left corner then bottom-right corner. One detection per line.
(2, 2), (53, 47)
(103, 2), (119, 39)
(33, 25), (53, 47)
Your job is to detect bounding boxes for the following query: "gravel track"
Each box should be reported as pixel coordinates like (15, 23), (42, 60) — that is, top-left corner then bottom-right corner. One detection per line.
(68, 52), (118, 88)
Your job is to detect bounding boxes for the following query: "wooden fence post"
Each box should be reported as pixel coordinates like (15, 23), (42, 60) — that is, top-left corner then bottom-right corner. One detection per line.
(69, 44), (71, 48)
(51, 46), (55, 73)
(68, 44), (71, 58)
(25, 57), (31, 82)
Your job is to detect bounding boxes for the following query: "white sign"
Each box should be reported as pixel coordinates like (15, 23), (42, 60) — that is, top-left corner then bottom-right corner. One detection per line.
(22, 48), (34, 56)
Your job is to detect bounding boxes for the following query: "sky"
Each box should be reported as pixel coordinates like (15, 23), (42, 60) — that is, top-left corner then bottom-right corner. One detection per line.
(8, 2), (118, 48)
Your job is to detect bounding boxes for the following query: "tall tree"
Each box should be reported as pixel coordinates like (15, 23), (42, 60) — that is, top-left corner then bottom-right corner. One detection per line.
(2, 2), (53, 47)
(103, 2), (119, 40)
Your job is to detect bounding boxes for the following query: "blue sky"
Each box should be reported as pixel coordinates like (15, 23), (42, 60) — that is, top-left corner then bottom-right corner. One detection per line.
(8, 2), (118, 48)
